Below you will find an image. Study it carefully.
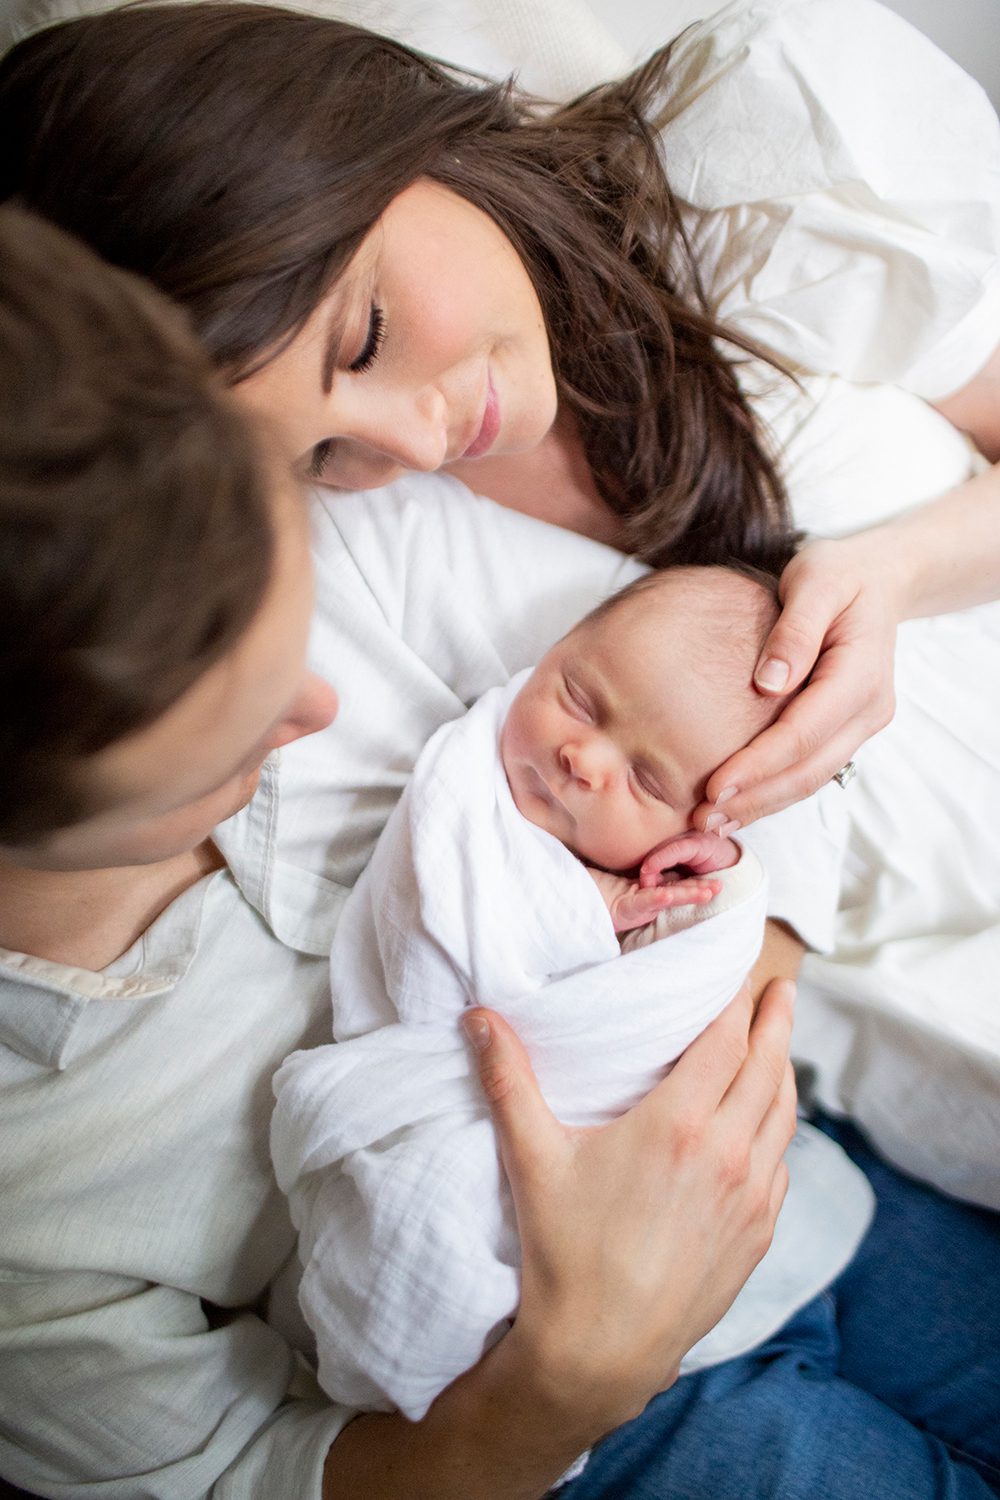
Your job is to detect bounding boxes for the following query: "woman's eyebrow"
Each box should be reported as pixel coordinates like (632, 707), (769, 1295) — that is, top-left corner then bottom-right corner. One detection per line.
(320, 247), (378, 393)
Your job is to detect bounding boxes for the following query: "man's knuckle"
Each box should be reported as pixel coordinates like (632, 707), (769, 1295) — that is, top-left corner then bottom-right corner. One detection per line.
(720, 1144), (751, 1188)
(478, 1060), (516, 1107)
(773, 1161), (791, 1208)
(671, 1113), (705, 1162)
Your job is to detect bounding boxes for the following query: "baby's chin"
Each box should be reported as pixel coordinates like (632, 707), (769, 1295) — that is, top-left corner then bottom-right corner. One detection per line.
(567, 838), (644, 876)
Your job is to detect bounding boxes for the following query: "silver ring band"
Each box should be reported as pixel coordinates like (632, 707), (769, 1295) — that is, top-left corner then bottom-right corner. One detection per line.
(832, 760), (857, 789)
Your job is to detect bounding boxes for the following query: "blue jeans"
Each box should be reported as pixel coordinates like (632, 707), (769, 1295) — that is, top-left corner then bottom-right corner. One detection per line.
(561, 1117), (1000, 1500)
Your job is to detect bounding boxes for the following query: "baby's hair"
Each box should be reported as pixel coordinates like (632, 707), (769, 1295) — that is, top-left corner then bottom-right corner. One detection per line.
(575, 563), (791, 737)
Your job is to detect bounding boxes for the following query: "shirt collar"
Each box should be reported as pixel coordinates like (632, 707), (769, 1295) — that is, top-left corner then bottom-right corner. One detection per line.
(0, 870), (217, 1070)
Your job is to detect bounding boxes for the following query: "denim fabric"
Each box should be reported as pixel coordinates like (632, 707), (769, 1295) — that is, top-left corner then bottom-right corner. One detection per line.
(560, 1117), (1000, 1500)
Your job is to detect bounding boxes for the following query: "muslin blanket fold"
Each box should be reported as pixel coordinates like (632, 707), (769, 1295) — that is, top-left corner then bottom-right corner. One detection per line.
(272, 671), (870, 1421)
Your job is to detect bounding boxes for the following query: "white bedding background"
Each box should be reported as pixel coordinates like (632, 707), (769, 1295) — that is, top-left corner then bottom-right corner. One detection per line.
(6, 0), (998, 113)
(3, 0), (995, 114)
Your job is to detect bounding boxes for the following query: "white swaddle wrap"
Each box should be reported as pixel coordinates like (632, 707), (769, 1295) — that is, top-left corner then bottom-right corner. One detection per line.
(273, 672), (872, 1420)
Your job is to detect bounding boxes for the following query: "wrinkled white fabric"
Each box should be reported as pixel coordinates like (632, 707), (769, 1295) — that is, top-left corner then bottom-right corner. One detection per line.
(656, 0), (1000, 400)
(272, 673), (872, 1420)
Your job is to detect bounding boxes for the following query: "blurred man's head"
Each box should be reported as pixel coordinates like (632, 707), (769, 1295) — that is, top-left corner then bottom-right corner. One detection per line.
(0, 207), (336, 870)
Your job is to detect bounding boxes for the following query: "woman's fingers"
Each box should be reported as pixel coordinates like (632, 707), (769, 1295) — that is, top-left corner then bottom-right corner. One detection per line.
(694, 650), (894, 828)
(697, 709), (875, 827)
(688, 536), (901, 829)
(754, 576), (842, 696)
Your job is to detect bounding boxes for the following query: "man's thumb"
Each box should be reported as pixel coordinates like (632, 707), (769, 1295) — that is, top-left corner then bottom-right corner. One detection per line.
(462, 1008), (557, 1179)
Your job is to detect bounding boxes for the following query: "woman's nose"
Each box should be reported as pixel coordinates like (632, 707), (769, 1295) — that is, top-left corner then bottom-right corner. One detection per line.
(344, 385), (448, 474)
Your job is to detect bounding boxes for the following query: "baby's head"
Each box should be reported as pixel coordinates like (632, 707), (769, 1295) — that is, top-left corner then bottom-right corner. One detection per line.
(501, 565), (791, 871)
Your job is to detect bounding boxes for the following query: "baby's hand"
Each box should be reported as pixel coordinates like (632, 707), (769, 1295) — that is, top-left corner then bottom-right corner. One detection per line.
(637, 830), (741, 890)
(589, 867), (723, 935)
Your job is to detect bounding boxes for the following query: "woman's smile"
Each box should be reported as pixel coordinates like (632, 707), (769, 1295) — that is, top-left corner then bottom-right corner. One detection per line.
(462, 373), (501, 459)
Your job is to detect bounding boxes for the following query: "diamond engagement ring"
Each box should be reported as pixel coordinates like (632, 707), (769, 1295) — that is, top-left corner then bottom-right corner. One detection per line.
(832, 760), (857, 789)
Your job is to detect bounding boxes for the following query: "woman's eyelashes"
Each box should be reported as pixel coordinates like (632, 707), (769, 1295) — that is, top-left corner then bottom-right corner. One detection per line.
(308, 438), (335, 480)
(349, 304), (386, 374)
(307, 306), (386, 478)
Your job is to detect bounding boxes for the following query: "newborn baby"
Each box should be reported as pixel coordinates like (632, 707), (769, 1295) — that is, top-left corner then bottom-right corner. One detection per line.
(500, 566), (772, 938)
(272, 565), (795, 1422)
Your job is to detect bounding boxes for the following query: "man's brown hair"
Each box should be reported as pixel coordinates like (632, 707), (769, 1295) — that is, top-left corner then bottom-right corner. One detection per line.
(0, 207), (274, 843)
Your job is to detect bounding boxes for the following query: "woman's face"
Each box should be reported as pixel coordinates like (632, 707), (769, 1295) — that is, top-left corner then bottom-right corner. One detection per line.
(238, 180), (559, 490)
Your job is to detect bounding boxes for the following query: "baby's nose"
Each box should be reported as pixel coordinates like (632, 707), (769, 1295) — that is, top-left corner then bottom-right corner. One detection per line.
(561, 739), (611, 789)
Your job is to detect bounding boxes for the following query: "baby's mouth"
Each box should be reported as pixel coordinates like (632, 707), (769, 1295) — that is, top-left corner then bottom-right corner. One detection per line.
(526, 764), (566, 815)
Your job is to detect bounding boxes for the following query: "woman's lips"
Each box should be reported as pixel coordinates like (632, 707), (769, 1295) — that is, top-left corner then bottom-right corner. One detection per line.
(462, 374), (501, 459)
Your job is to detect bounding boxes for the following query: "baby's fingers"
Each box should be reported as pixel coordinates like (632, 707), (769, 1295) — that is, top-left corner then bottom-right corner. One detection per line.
(653, 878), (721, 908)
(638, 833), (705, 887)
(614, 880), (719, 934)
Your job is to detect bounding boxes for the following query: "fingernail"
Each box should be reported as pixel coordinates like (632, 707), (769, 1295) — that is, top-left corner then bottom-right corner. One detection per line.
(755, 658), (789, 692)
(715, 786), (738, 806)
(461, 1013), (491, 1052)
(718, 819), (741, 838)
(704, 812), (726, 832)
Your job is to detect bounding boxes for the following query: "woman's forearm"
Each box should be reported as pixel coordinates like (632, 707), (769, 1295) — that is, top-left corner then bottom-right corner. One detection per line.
(751, 921), (804, 1002)
(879, 459), (1000, 621)
(932, 340), (1000, 463)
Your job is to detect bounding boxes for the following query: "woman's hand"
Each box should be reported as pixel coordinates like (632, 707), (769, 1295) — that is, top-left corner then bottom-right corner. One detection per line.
(693, 535), (901, 830)
(463, 978), (797, 1441)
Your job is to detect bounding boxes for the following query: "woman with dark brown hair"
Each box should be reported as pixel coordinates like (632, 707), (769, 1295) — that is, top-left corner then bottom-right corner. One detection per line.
(1, 2), (1000, 1498)
(3, 0), (998, 820)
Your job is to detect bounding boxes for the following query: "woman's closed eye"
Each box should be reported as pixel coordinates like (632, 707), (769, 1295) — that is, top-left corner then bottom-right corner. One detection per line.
(308, 437), (337, 481)
(349, 304), (386, 374)
(307, 306), (387, 480)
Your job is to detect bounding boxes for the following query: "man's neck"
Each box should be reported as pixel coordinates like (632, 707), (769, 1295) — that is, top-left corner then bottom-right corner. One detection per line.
(0, 840), (223, 972)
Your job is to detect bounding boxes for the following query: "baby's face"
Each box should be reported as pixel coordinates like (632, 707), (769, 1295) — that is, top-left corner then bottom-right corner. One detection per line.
(501, 602), (740, 871)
